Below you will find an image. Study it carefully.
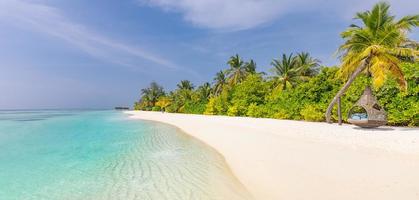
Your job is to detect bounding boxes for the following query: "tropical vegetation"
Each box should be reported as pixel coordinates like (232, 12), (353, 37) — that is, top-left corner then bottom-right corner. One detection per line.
(134, 2), (418, 127)
(326, 2), (419, 122)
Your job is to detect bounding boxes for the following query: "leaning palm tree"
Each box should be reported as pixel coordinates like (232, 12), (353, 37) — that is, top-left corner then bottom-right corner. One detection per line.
(213, 70), (227, 96)
(326, 2), (419, 123)
(270, 53), (301, 90)
(225, 54), (248, 85)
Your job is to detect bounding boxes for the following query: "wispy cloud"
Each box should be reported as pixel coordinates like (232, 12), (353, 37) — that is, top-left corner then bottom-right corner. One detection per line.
(139, 0), (419, 31)
(0, 0), (178, 70)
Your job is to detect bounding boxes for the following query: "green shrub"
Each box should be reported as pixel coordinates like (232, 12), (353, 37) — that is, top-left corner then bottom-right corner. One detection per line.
(227, 105), (238, 116)
(300, 104), (325, 121)
(246, 103), (265, 117)
(273, 109), (291, 119)
(183, 101), (207, 114)
(230, 74), (269, 116)
(151, 106), (161, 111)
(204, 98), (216, 115)
(375, 63), (419, 126)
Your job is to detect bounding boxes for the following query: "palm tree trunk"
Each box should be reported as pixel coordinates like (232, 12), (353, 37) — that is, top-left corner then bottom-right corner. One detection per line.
(337, 97), (342, 125)
(325, 61), (368, 123)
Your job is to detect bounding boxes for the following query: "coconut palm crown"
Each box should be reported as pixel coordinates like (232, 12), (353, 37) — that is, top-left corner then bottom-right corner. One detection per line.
(339, 2), (418, 88)
(270, 52), (320, 90)
(177, 80), (194, 90)
(297, 52), (321, 78)
(225, 54), (248, 85)
(270, 53), (300, 90)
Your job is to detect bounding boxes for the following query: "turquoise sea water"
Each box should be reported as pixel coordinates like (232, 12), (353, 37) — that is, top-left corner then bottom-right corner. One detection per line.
(0, 111), (251, 200)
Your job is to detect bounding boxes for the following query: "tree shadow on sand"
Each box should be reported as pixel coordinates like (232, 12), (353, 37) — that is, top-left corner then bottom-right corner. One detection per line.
(353, 127), (419, 132)
(353, 127), (395, 131)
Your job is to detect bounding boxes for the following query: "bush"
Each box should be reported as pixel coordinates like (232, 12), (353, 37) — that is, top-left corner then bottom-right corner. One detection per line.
(375, 63), (419, 126)
(246, 103), (265, 118)
(273, 109), (291, 119)
(204, 89), (230, 115)
(183, 101), (207, 114)
(204, 98), (217, 115)
(151, 106), (161, 111)
(230, 74), (269, 116)
(300, 104), (325, 121)
(227, 105), (238, 116)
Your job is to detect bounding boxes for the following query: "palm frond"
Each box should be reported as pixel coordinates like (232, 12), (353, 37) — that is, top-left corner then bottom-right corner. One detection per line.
(396, 15), (419, 31)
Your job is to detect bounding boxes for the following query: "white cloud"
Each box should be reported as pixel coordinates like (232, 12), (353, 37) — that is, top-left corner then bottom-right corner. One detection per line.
(0, 0), (178, 70)
(140, 0), (419, 31)
(140, 0), (288, 31)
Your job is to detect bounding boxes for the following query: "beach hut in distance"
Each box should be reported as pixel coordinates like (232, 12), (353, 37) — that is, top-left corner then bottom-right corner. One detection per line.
(347, 86), (387, 128)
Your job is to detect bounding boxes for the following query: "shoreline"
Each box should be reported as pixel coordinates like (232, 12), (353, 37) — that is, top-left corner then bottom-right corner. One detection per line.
(125, 111), (419, 200)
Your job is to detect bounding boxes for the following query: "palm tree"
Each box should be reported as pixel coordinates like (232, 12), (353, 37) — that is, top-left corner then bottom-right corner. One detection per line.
(244, 59), (266, 76)
(213, 70), (227, 96)
(244, 59), (257, 74)
(326, 2), (419, 123)
(270, 53), (301, 90)
(177, 80), (194, 90)
(225, 54), (248, 85)
(175, 80), (195, 106)
(196, 82), (212, 100)
(140, 81), (165, 106)
(296, 52), (321, 78)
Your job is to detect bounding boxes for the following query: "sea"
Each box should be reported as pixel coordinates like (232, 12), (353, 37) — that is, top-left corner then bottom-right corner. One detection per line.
(0, 110), (251, 200)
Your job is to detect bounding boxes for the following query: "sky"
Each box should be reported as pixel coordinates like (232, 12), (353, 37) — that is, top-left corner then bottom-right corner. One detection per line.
(0, 0), (418, 109)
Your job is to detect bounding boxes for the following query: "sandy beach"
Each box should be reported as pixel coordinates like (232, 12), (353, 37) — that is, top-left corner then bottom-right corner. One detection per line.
(125, 111), (419, 200)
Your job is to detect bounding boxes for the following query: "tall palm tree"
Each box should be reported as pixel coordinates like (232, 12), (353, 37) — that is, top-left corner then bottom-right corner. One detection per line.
(326, 2), (419, 123)
(140, 81), (165, 106)
(296, 52), (321, 77)
(225, 54), (248, 85)
(270, 53), (301, 90)
(177, 80), (194, 90)
(213, 70), (227, 96)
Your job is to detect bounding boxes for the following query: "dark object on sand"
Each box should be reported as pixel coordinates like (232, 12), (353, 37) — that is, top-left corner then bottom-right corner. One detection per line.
(115, 107), (130, 110)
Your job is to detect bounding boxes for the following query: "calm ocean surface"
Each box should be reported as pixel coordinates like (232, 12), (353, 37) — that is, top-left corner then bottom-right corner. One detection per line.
(0, 110), (251, 200)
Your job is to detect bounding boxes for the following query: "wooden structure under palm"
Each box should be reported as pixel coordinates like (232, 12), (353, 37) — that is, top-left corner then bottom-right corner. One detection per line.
(347, 86), (387, 128)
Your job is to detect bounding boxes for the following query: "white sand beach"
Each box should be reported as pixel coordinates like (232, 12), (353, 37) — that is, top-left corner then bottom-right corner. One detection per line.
(125, 111), (419, 200)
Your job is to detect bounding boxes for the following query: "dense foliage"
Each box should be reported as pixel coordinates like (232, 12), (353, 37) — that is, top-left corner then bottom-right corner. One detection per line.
(325, 2), (418, 122)
(134, 2), (418, 127)
(135, 58), (418, 126)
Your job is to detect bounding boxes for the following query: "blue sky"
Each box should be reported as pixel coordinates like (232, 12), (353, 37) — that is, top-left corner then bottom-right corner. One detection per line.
(0, 0), (417, 109)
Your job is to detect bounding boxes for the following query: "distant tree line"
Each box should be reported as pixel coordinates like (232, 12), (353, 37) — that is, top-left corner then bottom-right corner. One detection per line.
(134, 2), (418, 126)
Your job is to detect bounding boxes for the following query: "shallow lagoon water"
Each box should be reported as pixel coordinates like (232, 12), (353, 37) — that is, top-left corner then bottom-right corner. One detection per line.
(0, 111), (252, 200)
